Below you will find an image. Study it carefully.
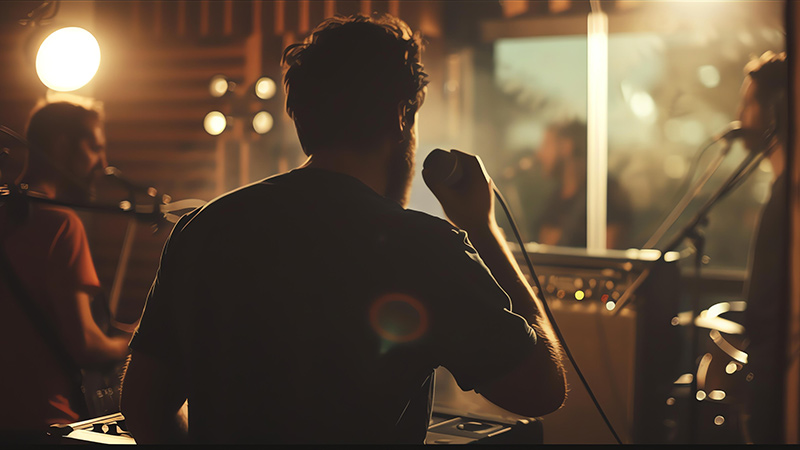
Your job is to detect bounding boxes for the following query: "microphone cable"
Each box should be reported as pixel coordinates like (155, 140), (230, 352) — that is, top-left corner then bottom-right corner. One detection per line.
(492, 184), (624, 445)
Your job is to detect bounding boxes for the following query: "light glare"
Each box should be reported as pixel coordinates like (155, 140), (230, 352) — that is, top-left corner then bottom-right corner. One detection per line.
(204, 111), (227, 136)
(253, 111), (274, 134)
(210, 75), (230, 97)
(36, 27), (101, 92)
(255, 77), (277, 99)
(708, 390), (726, 401)
(630, 91), (656, 121)
(698, 65), (721, 88)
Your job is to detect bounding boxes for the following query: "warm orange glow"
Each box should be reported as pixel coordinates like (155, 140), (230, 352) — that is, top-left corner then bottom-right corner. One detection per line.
(255, 77), (277, 100)
(204, 111), (227, 136)
(209, 75), (229, 97)
(253, 111), (274, 134)
(36, 27), (101, 92)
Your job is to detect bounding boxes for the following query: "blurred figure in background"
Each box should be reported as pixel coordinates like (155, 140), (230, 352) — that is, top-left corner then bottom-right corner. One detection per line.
(737, 50), (789, 445)
(506, 119), (632, 249)
(0, 102), (132, 442)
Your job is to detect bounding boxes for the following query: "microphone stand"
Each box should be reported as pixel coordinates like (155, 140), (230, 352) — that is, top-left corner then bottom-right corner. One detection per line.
(612, 138), (776, 443)
(614, 137), (770, 314)
(658, 140), (775, 443)
(107, 182), (155, 322)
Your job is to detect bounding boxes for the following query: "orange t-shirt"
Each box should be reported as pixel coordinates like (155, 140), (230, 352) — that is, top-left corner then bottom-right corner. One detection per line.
(0, 202), (101, 432)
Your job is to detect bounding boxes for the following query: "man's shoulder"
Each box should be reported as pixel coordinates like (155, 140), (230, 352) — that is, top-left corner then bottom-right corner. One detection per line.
(170, 176), (290, 232)
(32, 203), (81, 221)
(377, 208), (468, 252)
(28, 204), (86, 235)
(394, 208), (454, 232)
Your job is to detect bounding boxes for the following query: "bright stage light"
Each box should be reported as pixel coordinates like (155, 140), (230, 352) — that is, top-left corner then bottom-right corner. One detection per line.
(204, 111), (227, 136)
(209, 75), (234, 98)
(36, 27), (101, 92)
(255, 77), (276, 100)
(252, 111), (274, 134)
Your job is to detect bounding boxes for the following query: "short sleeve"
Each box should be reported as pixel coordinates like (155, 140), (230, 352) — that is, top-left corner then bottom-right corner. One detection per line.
(401, 216), (539, 392)
(46, 210), (101, 293)
(129, 211), (196, 361)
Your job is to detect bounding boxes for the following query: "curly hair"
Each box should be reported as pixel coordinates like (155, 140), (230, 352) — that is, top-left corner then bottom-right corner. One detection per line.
(744, 51), (788, 144)
(282, 14), (428, 155)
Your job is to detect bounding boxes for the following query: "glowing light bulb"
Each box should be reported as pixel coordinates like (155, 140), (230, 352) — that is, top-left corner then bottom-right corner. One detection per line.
(209, 75), (230, 97)
(252, 111), (274, 134)
(36, 27), (101, 92)
(204, 111), (227, 136)
(255, 77), (276, 99)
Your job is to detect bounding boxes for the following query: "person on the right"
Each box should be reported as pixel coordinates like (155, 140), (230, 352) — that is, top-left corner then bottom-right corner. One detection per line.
(737, 50), (789, 444)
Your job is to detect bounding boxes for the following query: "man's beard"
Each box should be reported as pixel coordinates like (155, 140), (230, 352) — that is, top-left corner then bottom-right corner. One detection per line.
(385, 136), (415, 208)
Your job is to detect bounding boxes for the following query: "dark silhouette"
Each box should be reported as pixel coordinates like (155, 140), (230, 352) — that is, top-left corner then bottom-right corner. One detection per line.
(121, 14), (566, 444)
(737, 50), (789, 445)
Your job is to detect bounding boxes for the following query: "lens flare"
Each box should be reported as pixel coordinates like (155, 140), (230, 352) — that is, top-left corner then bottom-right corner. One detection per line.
(369, 293), (428, 343)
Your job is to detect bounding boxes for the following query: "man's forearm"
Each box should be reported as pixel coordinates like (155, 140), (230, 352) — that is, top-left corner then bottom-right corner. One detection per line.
(126, 405), (188, 444)
(121, 350), (189, 444)
(464, 221), (562, 355)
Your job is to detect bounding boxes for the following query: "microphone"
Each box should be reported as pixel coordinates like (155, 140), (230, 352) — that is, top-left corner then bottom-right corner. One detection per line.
(423, 149), (463, 187)
(105, 166), (158, 197)
(712, 120), (743, 142)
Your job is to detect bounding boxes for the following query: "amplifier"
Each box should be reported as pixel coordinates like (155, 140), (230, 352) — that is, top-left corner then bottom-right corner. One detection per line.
(432, 244), (683, 444)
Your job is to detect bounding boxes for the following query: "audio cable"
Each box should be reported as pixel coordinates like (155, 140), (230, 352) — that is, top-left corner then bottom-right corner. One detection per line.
(493, 185), (623, 445)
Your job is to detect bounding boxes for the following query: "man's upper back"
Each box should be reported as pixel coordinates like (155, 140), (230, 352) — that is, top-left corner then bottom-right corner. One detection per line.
(132, 168), (537, 443)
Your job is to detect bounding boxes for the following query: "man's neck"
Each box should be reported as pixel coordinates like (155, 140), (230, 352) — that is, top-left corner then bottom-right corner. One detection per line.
(301, 144), (391, 197)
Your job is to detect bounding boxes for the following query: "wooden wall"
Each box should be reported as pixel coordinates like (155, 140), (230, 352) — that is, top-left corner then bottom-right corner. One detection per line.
(0, 0), (446, 323)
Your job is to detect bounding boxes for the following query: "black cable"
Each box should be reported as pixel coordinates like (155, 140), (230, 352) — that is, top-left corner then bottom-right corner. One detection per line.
(493, 186), (623, 445)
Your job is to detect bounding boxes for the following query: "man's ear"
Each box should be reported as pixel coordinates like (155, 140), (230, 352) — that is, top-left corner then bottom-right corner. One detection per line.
(396, 102), (413, 142)
(397, 102), (407, 134)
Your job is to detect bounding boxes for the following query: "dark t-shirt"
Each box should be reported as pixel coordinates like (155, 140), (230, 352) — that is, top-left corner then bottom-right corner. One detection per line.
(744, 173), (788, 443)
(131, 167), (538, 444)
